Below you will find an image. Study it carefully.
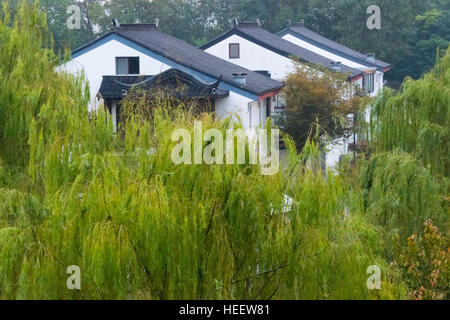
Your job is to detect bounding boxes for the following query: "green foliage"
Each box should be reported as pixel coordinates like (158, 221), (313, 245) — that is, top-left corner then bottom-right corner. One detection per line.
(100, 0), (449, 85)
(4, 1), (450, 300)
(0, 157), (5, 186)
(358, 47), (450, 297)
(6, 0), (448, 85)
(360, 151), (447, 244)
(0, 0), (90, 169)
(394, 220), (449, 300)
(278, 62), (360, 150)
(367, 47), (450, 177)
(0, 3), (409, 300)
(2, 116), (406, 299)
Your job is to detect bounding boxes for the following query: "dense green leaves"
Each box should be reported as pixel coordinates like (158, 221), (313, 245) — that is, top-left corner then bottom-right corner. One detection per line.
(358, 47), (449, 298)
(6, 0), (449, 85)
(0, 2), (408, 300)
(366, 48), (449, 177)
(278, 62), (360, 149)
(1, 2), (448, 300)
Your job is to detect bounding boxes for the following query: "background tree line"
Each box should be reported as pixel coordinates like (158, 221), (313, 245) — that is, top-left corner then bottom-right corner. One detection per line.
(0, 2), (447, 300)
(4, 0), (449, 86)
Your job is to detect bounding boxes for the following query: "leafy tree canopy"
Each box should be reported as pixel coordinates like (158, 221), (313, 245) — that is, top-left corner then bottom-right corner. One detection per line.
(5, 0), (449, 85)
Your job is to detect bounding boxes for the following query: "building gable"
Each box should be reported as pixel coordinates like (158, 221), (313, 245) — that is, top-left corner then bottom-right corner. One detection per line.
(201, 24), (363, 80)
(71, 33), (265, 101)
(203, 33), (296, 81)
(278, 24), (390, 72)
(71, 25), (282, 100)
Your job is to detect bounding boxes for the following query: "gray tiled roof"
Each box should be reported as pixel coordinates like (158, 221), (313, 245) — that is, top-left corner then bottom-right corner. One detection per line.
(280, 23), (390, 71)
(98, 69), (229, 100)
(201, 23), (363, 79)
(72, 24), (283, 97)
(99, 75), (153, 100)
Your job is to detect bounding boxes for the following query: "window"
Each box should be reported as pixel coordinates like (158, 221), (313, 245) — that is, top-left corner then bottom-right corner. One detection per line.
(363, 73), (375, 94)
(266, 97), (271, 118)
(229, 43), (240, 59)
(116, 57), (140, 75)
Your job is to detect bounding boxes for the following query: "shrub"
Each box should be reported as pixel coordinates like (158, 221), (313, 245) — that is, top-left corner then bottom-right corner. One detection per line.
(393, 220), (449, 300)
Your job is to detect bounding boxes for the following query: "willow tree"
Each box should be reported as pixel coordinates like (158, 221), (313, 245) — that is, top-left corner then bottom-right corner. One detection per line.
(0, 1), (409, 300)
(0, 1), (90, 171)
(358, 48), (449, 297)
(367, 49), (449, 177)
(361, 47), (449, 232)
(278, 62), (361, 151)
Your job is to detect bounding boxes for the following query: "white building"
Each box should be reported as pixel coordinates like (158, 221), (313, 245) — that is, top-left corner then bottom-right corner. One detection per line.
(201, 20), (391, 169)
(65, 23), (283, 131)
(278, 22), (391, 97)
(200, 21), (364, 84)
(277, 22), (391, 167)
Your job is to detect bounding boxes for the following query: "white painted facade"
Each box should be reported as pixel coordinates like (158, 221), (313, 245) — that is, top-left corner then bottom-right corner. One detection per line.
(281, 33), (384, 97)
(279, 33), (387, 167)
(204, 34), (296, 81)
(203, 28), (384, 170)
(63, 39), (172, 109)
(203, 32), (384, 98)
(248, 97), (278, 129)
(63, 36), (278, 130)
(215, 91), (277, 129)
(215, 91), (253, 127)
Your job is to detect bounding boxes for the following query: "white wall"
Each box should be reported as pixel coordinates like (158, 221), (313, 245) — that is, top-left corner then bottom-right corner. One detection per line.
(204, 34), (296, 81)
(215, 91), (253, 129)
(325, 136), (350, 170)
(63, 38), (172, 109)
(63, 37), (270, 131)
(282, 33), (384, 96)
(215, 94), (277, 130)
(373, 71), (384, 97)
(282, 34), (367, 70)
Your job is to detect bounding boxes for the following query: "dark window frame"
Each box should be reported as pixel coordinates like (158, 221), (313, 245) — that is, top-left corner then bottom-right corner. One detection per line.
(363, 72), (375, 94)
(266, 97), (271, 118)
(229, 43), (240, 59)
(115, 57), (140, 75)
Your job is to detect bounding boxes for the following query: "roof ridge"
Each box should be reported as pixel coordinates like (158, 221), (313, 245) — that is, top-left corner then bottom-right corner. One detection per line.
(236, 22), (261, 27)
(234, 26), (363, 78)
(114, 28), (283, 94)
(117, 23), (158, 30)
(72, 26), (283, 96)
(232, 19), (262, 27)
(283, 25), (390, 70)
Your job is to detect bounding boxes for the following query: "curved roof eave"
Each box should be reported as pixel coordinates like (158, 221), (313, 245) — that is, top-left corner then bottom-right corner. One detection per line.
(70, 30), (283, 100)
